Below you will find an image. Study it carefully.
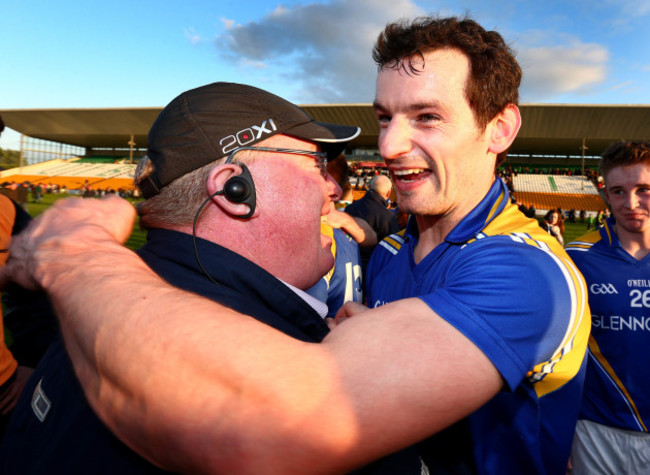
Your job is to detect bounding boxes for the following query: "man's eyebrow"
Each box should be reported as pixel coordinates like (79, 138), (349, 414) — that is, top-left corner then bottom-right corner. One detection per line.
(608, 183), (650, 189)
(372, 100), (442, 112)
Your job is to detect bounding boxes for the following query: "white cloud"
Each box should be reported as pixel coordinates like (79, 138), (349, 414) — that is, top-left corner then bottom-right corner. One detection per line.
(241, 59), (268, 69)
(607, 80), (633, 91)
(214, 0), (425, 103)
(221, 18), (235, 29)
(609, 0), (650, 17)
(184, 27), (201, 45)
(517, 38), (609, 101)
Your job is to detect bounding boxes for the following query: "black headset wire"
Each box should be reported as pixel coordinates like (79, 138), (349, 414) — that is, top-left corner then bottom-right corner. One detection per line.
(192, 147), (244, 287)
(192, 189), (225, 287)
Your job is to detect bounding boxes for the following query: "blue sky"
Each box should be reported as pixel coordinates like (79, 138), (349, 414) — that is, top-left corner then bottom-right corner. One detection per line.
(1, 0), (649, 150)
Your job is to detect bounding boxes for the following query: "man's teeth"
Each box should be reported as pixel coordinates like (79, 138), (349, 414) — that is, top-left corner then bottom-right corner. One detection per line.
(393, 169), (426, 176)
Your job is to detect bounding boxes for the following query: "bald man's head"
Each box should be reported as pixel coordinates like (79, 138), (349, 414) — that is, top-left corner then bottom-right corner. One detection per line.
(370, 175), (393, 200)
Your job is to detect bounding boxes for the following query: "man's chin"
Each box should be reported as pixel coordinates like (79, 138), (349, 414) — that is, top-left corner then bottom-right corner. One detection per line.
(319, 254), (335, 276)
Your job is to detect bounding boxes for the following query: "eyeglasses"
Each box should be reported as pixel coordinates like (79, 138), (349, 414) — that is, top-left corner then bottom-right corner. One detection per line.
(226, 146), (329, 178)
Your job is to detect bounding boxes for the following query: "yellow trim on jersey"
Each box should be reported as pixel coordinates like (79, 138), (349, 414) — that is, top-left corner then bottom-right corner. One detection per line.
(321, 223), (336, 284)
(588, 336), (647, 431)
(602, 219), (614, 245)
(485, 187), (506, 223)
(528, 252), (591, 397)
(380, 228), (407, 253)
(565, 230), (602, 252)
(472, 201), (591, 398)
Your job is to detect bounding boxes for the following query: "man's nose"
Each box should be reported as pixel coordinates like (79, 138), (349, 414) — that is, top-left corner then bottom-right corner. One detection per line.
(326, 173), (342, 201)
(625, 192), (640, 209)
(379, 118), (412, 160)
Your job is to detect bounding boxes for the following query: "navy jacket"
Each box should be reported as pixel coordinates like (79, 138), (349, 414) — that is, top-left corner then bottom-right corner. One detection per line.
(0, 229), (421, 474)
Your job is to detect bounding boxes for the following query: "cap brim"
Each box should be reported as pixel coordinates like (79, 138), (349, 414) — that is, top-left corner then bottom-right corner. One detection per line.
(285, 121), (361, 158)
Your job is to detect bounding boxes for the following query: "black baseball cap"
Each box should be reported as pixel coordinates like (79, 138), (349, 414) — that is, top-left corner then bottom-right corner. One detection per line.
(139, 82), (361, 198)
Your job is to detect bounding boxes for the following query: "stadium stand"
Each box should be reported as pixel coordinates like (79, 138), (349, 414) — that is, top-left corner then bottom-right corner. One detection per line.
(511, 174), (606, 214)
(0, 158), (136, 192)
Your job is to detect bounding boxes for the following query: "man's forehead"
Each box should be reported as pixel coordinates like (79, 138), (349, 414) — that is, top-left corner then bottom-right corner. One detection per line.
(375, 50), (469, 104)
(605, 163), (650, 185)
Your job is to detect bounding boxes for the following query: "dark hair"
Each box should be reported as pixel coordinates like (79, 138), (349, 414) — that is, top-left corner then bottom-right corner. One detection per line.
(600, 140), (650, 178)
(544, 209), (558, 222)
(372, 16), (521, 167)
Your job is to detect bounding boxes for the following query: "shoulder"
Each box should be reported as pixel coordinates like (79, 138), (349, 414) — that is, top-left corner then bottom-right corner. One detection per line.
(565, 230), (603, 255)
(450, 204), (587, 310)
(374, 229), (408, 257)
(365, 229), (409, 286)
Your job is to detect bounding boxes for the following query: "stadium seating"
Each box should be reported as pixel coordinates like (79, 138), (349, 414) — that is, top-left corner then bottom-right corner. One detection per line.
(0, 158), (136, 192)
(512, 174), (606, 213)
(0, 158), (609, 214)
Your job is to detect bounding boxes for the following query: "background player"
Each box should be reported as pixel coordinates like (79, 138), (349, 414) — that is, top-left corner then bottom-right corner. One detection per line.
(566, 140), (650, 474)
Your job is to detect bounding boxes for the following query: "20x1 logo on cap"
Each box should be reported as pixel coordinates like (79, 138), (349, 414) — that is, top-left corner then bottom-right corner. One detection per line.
(220, 119), (278, 155)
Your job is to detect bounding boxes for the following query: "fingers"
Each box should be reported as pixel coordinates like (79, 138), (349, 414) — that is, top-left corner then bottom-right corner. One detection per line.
(325, 317), (338, 330)
(97, 195), (138, 244)
(333, 301), (370, 323)
(0, 196), (136, 291)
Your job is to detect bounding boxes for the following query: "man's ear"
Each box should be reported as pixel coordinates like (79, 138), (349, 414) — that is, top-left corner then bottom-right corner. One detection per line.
(487, 104), (521, 155)
(206, 164), (259, 219)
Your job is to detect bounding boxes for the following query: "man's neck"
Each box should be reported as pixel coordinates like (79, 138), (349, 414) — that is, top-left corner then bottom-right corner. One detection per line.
(411, 178), (497, 264)
(412, 214), (458, 264)
(615, 224), (650, 260)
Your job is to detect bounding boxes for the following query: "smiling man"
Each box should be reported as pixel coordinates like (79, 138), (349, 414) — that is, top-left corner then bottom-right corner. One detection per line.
(360, 17), (591, 473)
(566, 140), (650, 474)
(0, 17), (590, 475)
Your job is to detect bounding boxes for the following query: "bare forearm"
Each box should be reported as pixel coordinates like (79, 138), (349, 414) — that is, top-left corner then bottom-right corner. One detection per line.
(327, 210), (377, 246)
(1, 197), (502, 473)
(347, 216), (378, 246)
(37, 237), (380, 473)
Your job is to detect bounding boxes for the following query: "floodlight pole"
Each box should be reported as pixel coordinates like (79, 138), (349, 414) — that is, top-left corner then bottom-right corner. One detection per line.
(19, 134), (24, 172)
(580, 138), (587, 190)
(128, 135), (136, 164)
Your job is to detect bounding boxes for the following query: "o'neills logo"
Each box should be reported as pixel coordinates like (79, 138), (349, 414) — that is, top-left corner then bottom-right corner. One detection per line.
(220, 118), (278, 155)
(590, 283), (618, 294)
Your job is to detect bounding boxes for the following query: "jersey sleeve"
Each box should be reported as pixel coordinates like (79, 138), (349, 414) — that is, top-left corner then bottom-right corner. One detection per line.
(420, 238), (582, 390)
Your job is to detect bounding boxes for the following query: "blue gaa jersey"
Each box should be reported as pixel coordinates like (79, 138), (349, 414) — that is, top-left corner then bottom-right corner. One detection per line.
(307, 225), (363, 317)
(366, 178), (591, 475)
(566, 217), (650, 433)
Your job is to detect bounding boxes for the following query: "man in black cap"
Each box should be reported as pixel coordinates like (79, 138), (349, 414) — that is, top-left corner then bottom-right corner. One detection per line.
(0, 83), (423, 473)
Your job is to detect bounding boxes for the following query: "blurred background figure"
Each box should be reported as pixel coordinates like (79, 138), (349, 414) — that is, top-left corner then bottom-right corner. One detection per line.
(345, 174), (399, 274)
(540, 209), (564, 246)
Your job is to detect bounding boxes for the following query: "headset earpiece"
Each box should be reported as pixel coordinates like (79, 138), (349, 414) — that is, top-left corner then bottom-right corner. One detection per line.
(223, 176), (250, 202)
(218, 163), (256, 218)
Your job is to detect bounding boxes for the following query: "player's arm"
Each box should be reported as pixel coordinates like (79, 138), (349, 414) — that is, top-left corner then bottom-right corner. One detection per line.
(0, 196), (502, 474)
(326, 208), (378, 246)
